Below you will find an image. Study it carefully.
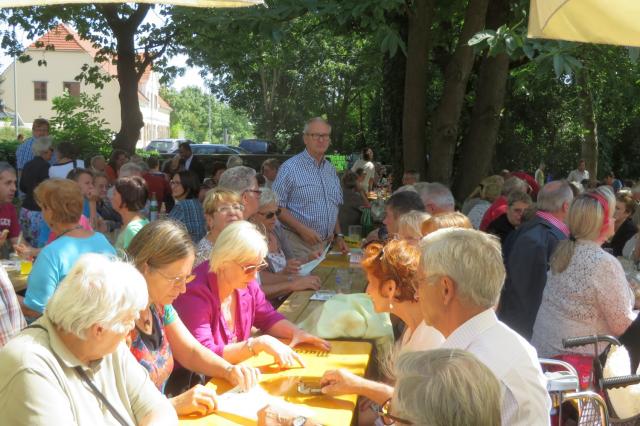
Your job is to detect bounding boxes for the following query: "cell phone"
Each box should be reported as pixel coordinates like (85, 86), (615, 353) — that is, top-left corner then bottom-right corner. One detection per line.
(297, 381), (323, 395)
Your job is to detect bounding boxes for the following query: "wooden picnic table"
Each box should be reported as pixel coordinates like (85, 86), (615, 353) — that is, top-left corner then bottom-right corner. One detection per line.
(277, 253), (368, 324)
(179, 340), (373, 426)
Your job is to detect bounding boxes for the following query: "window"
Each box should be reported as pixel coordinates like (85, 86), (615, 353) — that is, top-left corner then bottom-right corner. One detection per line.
(63, 82), (80, 97)
(34, 81), (47, 101)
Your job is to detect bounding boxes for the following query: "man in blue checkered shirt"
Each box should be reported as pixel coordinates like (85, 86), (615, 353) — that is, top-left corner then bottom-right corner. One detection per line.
(16, 119), (50, 182)
(273, 117), (348, 259)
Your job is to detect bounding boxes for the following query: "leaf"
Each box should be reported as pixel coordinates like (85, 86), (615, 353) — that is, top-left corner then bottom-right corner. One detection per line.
(629, 47), (640, 64)
(553, 54), (564, 79)
(468, 29), (496, 47)
(522, 43), (535, 59)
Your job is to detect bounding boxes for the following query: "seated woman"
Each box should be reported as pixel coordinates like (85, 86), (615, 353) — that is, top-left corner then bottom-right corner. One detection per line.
(532, 186), (637, 357)
(0, 254), (176, 425)
(93, 171), (122, 233)
(421, 211), (472, 236)
(397, 210), (430, 244)
(194, 188), (243, 267)
(126, 220), (258, 416)
(604, 191), (637, 257)
(338, 171), (366, 234)
(251, 188), (322, 306)
(22, 179), (115, 319)
(466, 175), (504, 229)
(174, 221), (330, 367)
(112, 176), (149, 250)
(261, 348), (502, 426)
(169, 170), (206, 242)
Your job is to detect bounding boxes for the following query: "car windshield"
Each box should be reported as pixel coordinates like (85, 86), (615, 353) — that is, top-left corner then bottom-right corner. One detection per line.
(148, 141), (174, 152)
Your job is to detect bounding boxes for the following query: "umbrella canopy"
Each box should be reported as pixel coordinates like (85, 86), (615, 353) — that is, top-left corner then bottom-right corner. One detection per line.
(0, 0), (263, 8)
(528, 0), (640, 47)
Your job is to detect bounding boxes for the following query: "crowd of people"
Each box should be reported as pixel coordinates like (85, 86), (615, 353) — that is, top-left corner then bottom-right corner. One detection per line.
(1, 116), (639, 425)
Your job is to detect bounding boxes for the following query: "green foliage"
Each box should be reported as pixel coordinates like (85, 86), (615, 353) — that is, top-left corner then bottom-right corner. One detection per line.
(0, 140), (20, 166)
(159, 86), (254, 144)
(49, 91), (114, 158)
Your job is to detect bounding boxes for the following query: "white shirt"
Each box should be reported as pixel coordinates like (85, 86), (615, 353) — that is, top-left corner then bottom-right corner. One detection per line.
(351, 159), (375, 191)
(567, 169), (589, 183)
(48, 159), (85, 179)
(441, 309), (551, 426)
(400, 321), (444, 353)
(184, 154), (193, 170)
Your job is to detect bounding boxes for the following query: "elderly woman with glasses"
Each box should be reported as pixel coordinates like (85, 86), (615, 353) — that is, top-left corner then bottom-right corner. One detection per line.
(0, 254), (177, 425)
(194, 188), (244, 267)
(169, 170), (206, 242)
(251, 188), (322, 305)
(126, 220), (259, 416)
(174, 221), (330, 369)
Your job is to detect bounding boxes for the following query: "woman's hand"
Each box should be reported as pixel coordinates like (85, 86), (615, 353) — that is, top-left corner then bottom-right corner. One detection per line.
(255, 335), (305, 368)
(282, 259), (302, 275)
(257, 404), (320, 426)
(170, 384), (218, 416)
(14, 242), (37, 261)
(289, 328), (331, 352)
(225, 364), (261, 392)
(289, 276), (321, 292)
(320, 369), (363, 396)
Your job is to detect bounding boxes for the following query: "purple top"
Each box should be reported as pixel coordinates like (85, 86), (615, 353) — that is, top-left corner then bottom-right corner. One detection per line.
(173, 261), (285, 356)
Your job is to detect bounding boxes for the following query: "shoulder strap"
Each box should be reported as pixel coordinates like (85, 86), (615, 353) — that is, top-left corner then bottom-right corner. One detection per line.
(26, 324), (131, 426)
(74, 367), (131, 426)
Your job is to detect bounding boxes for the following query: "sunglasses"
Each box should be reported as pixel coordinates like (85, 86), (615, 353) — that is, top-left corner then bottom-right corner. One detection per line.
(237, 260), (269, 274)
(378, 399), (412, 425)
(259, 208), (281, 219)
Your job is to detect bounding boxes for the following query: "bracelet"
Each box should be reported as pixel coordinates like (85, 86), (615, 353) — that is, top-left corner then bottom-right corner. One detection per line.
(246, 337), (256, 355)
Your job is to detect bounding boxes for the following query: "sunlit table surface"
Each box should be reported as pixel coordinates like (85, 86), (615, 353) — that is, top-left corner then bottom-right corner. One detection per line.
(277, 253), (367, 324)
(1, 260), (28, 292)
(178, 340), (372, 426)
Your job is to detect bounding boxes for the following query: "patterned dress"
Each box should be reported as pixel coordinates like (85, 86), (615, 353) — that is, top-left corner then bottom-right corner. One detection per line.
(129, 304), (176, 391)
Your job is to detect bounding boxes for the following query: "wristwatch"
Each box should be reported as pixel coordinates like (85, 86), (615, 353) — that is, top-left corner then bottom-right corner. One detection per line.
(334, 233), (344, 239)
(292, 416), (308, 426)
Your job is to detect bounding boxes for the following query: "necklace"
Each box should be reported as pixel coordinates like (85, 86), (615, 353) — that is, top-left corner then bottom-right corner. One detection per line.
(56, 225), (84, 239)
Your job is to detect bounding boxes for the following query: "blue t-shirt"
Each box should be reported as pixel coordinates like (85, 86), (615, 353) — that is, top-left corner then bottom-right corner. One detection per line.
(24, 232), (116, 313)
(36, 199), (92, 247)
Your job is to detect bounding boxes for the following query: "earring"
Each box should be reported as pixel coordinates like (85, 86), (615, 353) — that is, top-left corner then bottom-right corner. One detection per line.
(389, 302), (394, 310)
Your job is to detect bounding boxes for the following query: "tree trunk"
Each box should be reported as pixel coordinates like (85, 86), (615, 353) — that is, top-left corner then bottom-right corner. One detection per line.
(402, 0), (435, 180)
(452, 0), (510, 200)
(427, 0), (490, 184)
(381, 12), (407, 190)
(578, 72), (599, 179)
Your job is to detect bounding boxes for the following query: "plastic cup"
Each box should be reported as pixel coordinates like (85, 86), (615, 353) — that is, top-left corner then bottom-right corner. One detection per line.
(20, 260), (32, 275)
(335, 268), (352, 294)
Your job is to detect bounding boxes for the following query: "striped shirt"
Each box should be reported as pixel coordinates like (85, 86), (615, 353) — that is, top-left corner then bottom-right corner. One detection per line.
(441, 309), (551, 426)
(535, 210), (569, 236)
(15, 137), (35, 171)
(273, 149), (343, 239)
(0, 266), (26, 348)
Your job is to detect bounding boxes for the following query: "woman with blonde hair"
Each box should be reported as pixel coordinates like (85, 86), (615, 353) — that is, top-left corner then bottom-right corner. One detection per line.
(532, 186), (637, 357)
(126, 220), (259, 416)
(421, 211), (472, 236)
(467, 176), (504, 228)
(174, 221), (330, 368)
(397, 210), (430, 244)
(194, 188), (244, 267)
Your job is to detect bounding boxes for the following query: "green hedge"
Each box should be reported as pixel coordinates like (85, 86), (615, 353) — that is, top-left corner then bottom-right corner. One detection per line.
(0, 140), (20, 167)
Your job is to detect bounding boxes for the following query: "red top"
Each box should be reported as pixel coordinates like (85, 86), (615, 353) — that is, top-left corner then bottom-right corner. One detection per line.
(143, 172), (171, 206)
(104, 165), (117, 184)
(511, 171), (540, 197)
(0, 203), (20, 239)
(480, 196), (507, 231)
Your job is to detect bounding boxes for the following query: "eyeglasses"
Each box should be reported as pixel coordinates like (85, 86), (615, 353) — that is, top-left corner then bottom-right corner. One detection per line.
(305, 133), (331, 141)
(237, 260), (269, 274)
(153, 267), (196, 287)
(169, 180), (182, 186)
(378, 399), (412, 425)
(214, 204), (245, 214)
(258, 208), (281, 219)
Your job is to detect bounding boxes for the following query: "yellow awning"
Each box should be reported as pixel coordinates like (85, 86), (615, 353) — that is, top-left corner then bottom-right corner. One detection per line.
(528, 0), (640, 47)
(0, 0), (263, 8)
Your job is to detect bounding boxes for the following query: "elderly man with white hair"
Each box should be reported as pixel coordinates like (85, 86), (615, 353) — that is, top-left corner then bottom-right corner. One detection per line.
(416, 228), (551, 426)
(0, 254), (176, 426)
(413, 181), (455, 214)
(218, 165), (262, 219)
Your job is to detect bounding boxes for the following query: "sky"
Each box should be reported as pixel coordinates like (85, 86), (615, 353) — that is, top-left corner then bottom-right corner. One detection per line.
(0, 11), (206, 91)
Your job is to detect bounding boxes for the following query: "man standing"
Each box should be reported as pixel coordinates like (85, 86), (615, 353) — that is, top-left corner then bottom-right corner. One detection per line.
(350, 147), (375, 192)
(15, 119), (49, 181)
(417, 228), (551, 425)
(498, 180), (573, 340)
(0, 163), (19, 247)
(273, 117), (347, 259)
(178, 142), (205, 182)
(567, 159), (589, 183)
(535, 162), (545, 187)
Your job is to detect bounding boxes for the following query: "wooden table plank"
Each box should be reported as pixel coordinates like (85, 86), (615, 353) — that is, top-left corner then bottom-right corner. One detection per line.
(179, 340), (372, 426)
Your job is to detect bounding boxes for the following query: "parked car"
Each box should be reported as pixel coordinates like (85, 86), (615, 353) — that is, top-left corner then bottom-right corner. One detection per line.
(190, 144), (249, 155)
(145, 138), (192, 154)
(239, 139), (278, 154)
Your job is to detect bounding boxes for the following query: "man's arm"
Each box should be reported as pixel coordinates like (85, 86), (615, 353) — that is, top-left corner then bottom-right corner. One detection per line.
(278, 208), (322, 245)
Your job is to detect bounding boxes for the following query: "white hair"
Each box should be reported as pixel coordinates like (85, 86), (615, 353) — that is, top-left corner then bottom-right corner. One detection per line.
(414, 182), (455, 212)
(46, 254), (148, 339)
(218, 166), (257, 194)
(259, 187), (279, 208)
(118, 161), (143, 178)
(209, 221), (268, 273)
(393, 349), (502, 426)
(419, 228), (505, 308)
(226, 155), (244, 168)
(32, 136), (53, 156)
(398, 210), (431, 241)
(302, 117), (331, 134)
